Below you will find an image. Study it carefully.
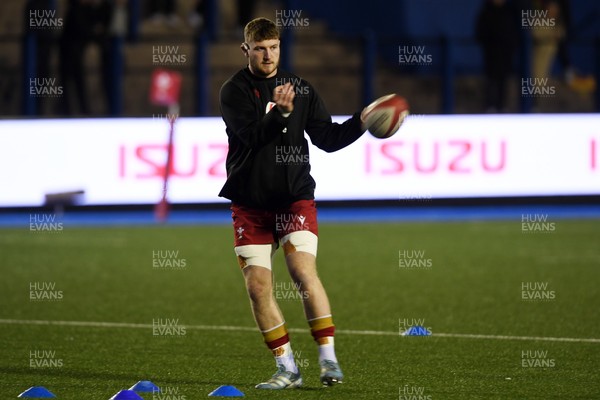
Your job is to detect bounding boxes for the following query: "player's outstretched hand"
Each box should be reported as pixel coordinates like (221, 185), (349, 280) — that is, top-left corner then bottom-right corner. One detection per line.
(273, 83), (295, 115)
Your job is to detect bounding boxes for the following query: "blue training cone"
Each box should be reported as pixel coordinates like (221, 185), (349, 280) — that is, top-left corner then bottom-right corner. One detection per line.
(129, 380), (160, 393)
(108, 389), (144, 400)
(403, 325), (432, 336)
(208, 385), (245, 397)
(18, 387), (56, 398)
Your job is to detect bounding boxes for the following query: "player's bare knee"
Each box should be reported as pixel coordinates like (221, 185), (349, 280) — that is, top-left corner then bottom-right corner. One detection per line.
(297, 275), (323, 297)
(246, 277), (272, 303)
(243, 265), (273, 301)
(288, 264), (317, 284)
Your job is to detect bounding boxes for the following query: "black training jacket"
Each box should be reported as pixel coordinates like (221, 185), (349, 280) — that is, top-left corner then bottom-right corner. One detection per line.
(219, 67), (364, 209)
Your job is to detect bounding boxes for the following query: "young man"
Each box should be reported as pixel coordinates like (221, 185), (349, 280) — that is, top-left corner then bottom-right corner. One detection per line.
(219, 17), (368, 389)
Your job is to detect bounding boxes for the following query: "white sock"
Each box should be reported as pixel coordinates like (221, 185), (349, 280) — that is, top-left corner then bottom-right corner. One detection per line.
(318, 336), (337, 363)
(273, 342), (298, 373)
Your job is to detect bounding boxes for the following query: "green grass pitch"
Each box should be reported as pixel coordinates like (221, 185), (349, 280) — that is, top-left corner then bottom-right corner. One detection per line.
(1, 220), (599, 399)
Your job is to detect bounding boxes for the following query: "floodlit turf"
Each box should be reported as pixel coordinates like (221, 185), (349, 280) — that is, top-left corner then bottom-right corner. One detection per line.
(1, 220), (599, 399)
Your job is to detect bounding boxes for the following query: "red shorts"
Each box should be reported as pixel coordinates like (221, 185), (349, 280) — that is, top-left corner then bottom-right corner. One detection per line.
(231, 199), (319, 247)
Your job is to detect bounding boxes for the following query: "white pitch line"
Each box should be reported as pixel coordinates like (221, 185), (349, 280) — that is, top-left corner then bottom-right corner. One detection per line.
(431, 332), (600, 343)
(0, 318), (599, 343)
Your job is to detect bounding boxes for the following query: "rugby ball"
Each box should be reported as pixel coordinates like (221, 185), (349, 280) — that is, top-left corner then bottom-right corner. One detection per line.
(362, 94), (409, 139)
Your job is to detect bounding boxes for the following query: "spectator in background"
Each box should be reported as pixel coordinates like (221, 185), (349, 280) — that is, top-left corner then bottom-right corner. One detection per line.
(476, 0), (519, 113)
(60, 0), (121, 116)
(555, 0), (573, 81)
(59, 0), (96, 115)
(99, 0), (128, 114)
(25, 0), (58, 115)
(552, 0), (595, 93)
(530, 0), (565, 82)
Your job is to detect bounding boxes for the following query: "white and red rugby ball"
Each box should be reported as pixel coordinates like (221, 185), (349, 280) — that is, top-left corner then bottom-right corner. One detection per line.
(362, 94), (410, 139)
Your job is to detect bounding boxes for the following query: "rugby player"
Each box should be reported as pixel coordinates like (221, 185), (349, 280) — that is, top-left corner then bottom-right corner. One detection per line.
(219, 17), (369, 389)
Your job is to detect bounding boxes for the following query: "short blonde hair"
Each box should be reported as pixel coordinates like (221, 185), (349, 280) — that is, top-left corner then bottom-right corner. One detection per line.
(244, 17), (280, 43)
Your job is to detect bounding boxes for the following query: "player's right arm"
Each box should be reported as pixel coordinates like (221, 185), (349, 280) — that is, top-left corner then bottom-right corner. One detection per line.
(219, 80), (289, 150)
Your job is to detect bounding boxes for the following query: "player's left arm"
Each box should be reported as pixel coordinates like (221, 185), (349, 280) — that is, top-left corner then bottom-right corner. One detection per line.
(305, 85), (368, 153)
